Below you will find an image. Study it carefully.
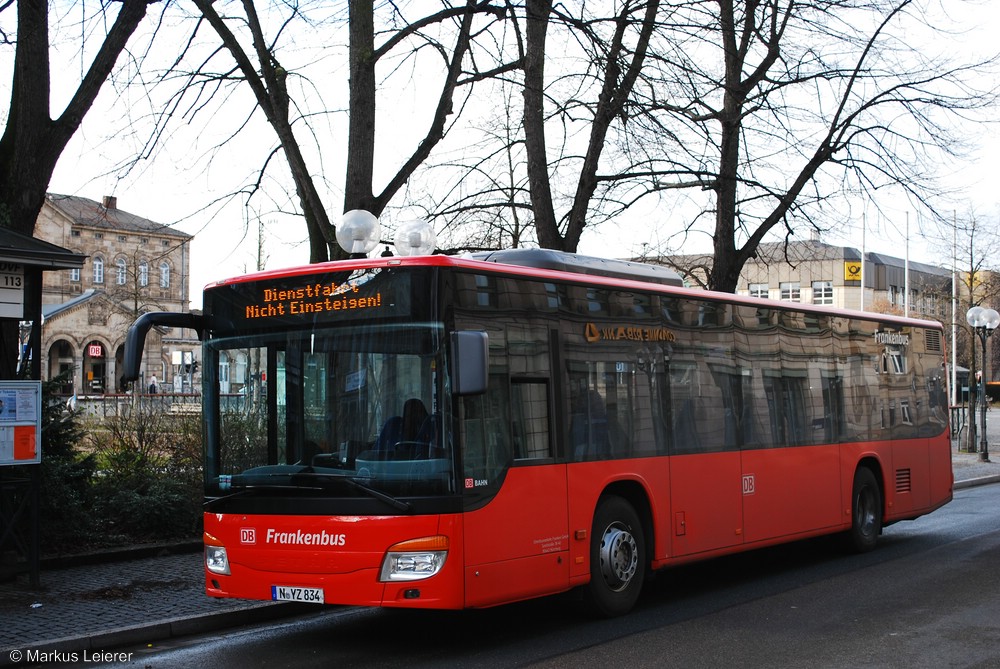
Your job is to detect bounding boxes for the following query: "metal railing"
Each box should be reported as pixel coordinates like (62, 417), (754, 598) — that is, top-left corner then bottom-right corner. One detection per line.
(61, 392), (259, 418)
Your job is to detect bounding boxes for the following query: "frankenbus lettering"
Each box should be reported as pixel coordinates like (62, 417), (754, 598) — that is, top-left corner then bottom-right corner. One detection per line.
(265, 529), (347, 546)
(874, 331), (910, 346)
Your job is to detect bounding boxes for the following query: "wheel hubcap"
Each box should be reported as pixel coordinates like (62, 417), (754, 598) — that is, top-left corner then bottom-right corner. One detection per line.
(857, 488), (875, 535)
(599, 522), (638, 592)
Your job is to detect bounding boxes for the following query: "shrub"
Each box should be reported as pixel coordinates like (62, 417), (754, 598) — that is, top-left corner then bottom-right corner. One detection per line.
(86, 399), (203, 543)
(34, 374), (99, 553)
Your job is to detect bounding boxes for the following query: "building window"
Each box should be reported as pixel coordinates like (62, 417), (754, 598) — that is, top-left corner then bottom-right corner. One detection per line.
(812, 280), (833, 305)
(70, 268), (80, 282)
(94, 232), (104, 239)
(118, 235), (127, 242)
(219, 352), (230, 387)
(160, 262), (170, 288)
(116, 259), (127, 285)
(71, 229), (81, 237)
(748, 283), (768, 299)
(139, 262), (149, 287)
(93, 257), (104, 284)
(901, 399), (912, 425)
(883, 345), (907, 374)
(779, 282), (800, 302)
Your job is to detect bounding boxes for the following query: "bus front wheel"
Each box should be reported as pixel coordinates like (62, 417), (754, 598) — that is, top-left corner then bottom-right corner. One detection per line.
(848, 467), (882, 552)
(585, 495), (645, 617)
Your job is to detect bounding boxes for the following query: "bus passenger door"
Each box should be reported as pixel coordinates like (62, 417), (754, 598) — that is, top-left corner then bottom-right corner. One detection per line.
(664, 357), (746, 557)
(461, 379), (570, 608)
(740, 360), (843, 542)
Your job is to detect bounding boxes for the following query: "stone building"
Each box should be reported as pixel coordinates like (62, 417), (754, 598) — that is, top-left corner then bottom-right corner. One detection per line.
(35, 194), (196, 394)
(737, 238), (952, 320)
(662, 236), (953, 321)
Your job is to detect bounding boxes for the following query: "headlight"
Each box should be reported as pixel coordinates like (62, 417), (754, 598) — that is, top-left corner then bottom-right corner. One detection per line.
(205, 545), (231, 575)
(379, 536), (448, 582)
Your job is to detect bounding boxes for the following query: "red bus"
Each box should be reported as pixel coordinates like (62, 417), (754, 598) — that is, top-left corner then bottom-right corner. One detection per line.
(124, 247), (952, 616)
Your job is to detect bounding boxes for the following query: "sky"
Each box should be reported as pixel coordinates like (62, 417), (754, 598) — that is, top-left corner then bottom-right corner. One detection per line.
(27, 1), (1000, 308)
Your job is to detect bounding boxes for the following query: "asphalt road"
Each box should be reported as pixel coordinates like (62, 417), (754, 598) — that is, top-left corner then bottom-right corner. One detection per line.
(59, 483), (1000, 669)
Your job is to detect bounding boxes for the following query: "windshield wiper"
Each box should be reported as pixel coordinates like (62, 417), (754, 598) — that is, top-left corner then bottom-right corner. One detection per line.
(289, 472), (412, 512)
(207, 473), (323, 507)
(212, 470), (412, 512)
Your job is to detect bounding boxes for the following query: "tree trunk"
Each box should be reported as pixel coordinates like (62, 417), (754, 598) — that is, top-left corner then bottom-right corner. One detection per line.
(0, 1), (153, 377)
(522, 0), (562, 250)
(344, 0), (378, 220)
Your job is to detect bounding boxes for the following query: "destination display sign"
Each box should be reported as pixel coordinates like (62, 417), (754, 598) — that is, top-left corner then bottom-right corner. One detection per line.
(206, 268), (417, 331)
(245, 281), (384, 319)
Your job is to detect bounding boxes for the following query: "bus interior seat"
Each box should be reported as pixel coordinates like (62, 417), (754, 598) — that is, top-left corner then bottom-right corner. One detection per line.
(377, 399), (433, 450)
(376, 416), (403, 450)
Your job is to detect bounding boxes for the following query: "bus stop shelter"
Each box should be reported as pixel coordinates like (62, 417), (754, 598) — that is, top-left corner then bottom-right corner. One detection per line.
(0, 226), (86, 586)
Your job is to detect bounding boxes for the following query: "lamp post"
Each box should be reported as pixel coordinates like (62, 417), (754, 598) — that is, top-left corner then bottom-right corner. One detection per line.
(966, 306), (1000, 462)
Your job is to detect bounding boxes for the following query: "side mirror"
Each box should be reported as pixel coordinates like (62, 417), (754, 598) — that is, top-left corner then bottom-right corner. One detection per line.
(451, 331), (488, 395)
(123, 312), (206, 382)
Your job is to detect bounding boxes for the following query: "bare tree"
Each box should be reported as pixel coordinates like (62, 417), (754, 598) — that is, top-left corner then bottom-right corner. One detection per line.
(420, 77), (535, 252)
(419, 0), (671, 254)
(457, 1), (995, 289)
(143, 0), (514, 263)
(637, 0), (998, 292)
(955, 213), (1000, 373)
(102, 248), (175, 319)
(0, 1), (156, 237)
(523, 0), (661, 252)
(924, 209), (1000, 451)
(188, 0), (337, 262)
(926, 211), (1000, 367)
(0, 0), (158, 377)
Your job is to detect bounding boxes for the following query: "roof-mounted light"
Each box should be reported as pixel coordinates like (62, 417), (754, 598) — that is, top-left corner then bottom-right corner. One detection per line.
(394, 219), (436, 256)
(337, 210), (381, 256)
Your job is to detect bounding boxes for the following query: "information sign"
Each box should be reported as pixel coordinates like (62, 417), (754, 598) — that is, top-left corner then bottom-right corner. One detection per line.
(0, 381), (42, 466)
(0, 262), (25, 318)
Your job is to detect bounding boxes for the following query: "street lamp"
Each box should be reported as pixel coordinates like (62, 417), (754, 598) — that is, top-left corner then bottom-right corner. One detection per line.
(966, 306), (1000, 462)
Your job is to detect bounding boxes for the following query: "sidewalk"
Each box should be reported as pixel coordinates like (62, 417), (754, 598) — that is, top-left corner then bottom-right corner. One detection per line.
(2, 451), (999, 665)
(0, 544), (316, 665)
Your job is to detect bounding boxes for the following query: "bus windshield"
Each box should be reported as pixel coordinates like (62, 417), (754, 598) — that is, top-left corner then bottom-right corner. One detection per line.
(204, 322), (452, 500)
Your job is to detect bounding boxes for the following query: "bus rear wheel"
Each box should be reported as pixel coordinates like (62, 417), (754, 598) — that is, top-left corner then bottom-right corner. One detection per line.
(848, 467), (882, 552)
(585, 495), (645, 617)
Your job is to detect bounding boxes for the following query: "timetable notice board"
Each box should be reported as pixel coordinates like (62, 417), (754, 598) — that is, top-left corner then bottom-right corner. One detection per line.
(0, 381), (42, 466)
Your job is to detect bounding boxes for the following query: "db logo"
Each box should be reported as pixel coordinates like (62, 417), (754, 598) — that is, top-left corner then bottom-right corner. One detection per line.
(742, 474), (756, 496)
(240, 528), (257, 544)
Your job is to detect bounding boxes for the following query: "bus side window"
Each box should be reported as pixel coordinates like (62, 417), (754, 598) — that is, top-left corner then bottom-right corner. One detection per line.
(569, 374), (610, 461)
(461, 379), (512, 485)
(511, 380), (550, 459)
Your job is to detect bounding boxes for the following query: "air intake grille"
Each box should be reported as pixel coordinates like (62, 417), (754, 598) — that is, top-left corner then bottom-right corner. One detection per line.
(925, 329), (942, 353)
(895, 468), (912, 494)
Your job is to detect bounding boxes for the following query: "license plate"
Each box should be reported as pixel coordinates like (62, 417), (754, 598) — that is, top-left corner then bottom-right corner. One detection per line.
(271, 585), (325, 603)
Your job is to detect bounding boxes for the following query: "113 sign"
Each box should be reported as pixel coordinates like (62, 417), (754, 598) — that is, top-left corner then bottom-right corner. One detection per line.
(0, 263), (24, 319)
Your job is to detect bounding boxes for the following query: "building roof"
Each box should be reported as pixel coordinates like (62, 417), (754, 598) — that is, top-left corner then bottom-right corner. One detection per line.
(0, 226), (87, 269)
(753, 239), (863, 263)
(42, 289), (98, 321)
(45, 193), (192, 240)
(867, 252), (952, 279)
